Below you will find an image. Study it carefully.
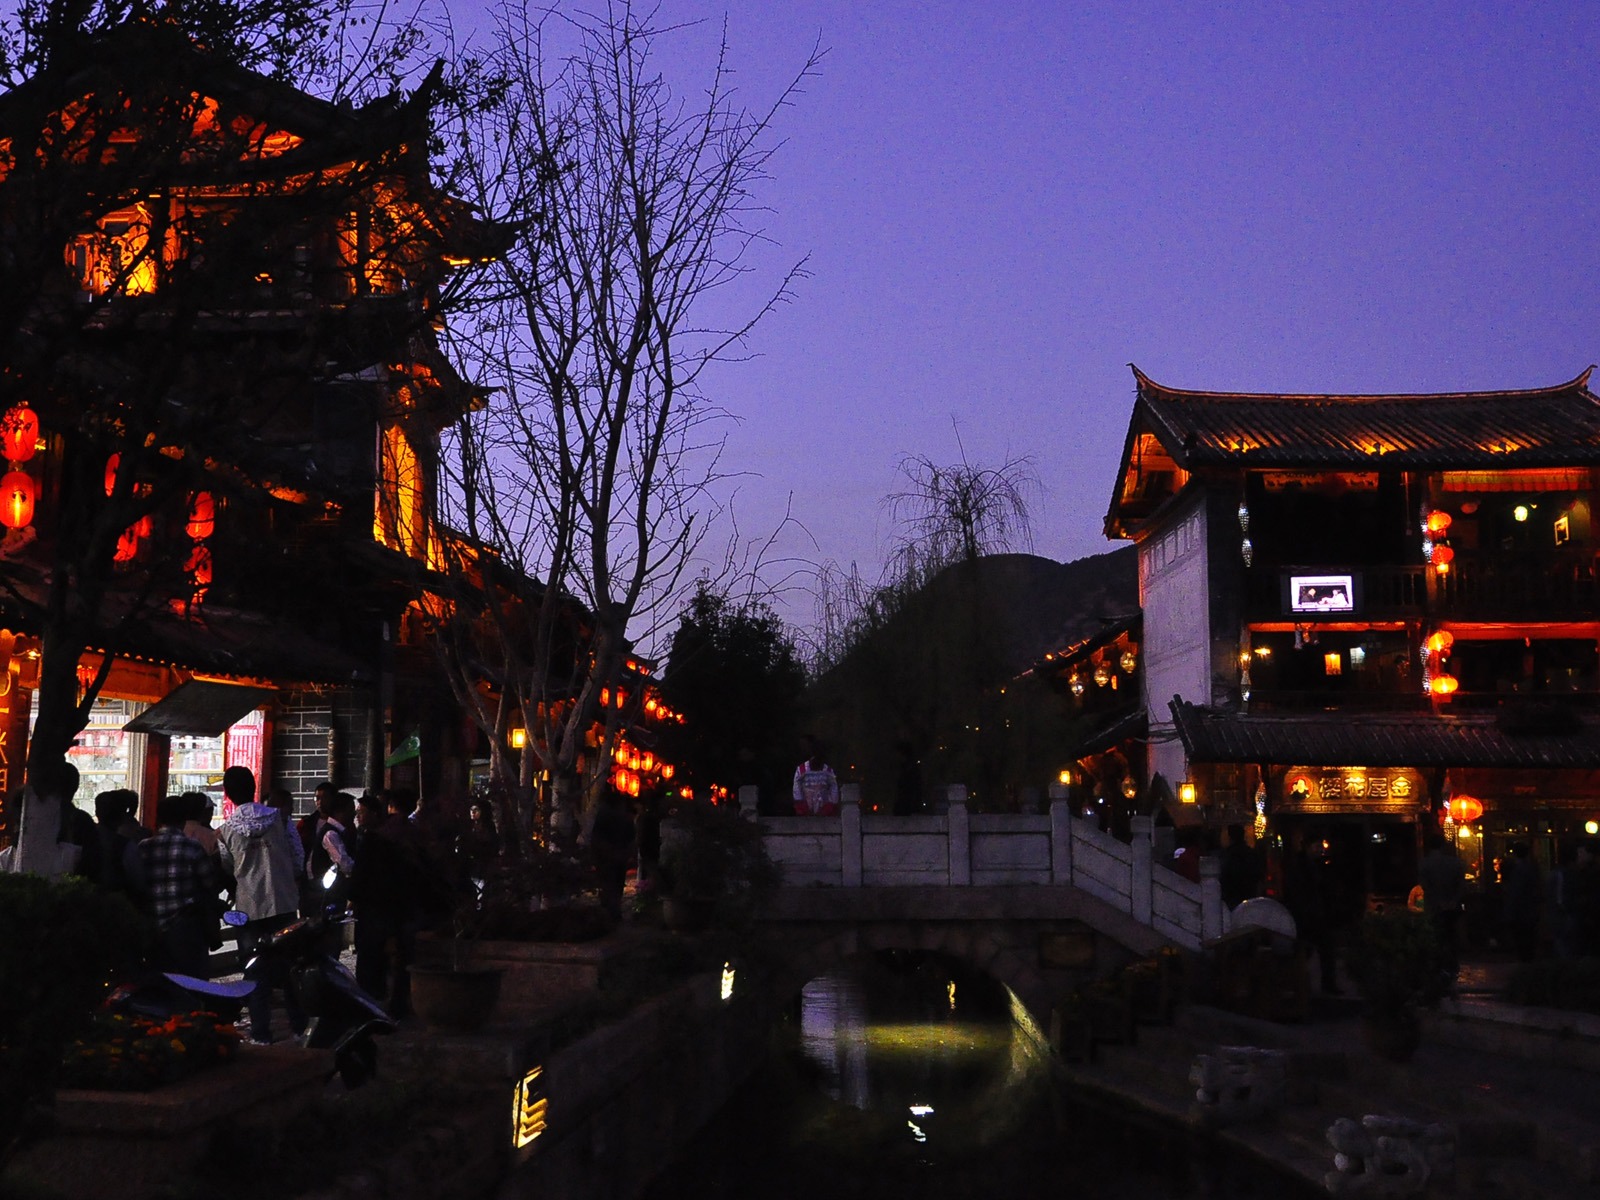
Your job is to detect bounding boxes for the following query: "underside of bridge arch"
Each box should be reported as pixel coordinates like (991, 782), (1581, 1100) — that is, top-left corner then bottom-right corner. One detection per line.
(763, 918), (1143, 1029)
(758, 885), (1181, 1028)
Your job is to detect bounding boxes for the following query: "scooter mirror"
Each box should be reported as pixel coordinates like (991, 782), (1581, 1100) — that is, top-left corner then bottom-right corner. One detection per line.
(222, 910), (249, 927)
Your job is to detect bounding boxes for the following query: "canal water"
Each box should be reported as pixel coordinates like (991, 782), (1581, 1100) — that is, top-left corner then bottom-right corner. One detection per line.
(643, 951), (1317, 1200)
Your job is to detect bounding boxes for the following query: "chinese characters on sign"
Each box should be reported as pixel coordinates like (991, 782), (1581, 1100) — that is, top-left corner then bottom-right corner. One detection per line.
(1279, 768), (1422, 813)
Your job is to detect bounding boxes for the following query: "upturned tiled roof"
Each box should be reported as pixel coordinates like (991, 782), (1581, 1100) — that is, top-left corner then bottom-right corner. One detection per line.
(1131, 366), (1600, 469)
(1169, 700), (1600, 769)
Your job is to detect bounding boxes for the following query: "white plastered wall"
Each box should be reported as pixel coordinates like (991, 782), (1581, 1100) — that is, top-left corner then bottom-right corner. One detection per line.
(1138, 501), (1212, 789)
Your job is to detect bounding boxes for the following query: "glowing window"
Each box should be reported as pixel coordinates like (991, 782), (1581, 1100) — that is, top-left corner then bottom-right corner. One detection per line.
(376, 425), (424, 556)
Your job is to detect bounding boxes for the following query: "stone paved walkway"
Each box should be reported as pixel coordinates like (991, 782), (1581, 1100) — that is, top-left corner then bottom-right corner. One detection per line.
(1055, 949), (1600, 1198)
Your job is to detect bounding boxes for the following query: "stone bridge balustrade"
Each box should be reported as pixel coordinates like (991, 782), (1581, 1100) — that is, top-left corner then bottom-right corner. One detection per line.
(747, 782), (1223, 952)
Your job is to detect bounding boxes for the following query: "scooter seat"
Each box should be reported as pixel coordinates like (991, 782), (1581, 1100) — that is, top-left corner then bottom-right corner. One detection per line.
(162, 973), (257, 1000)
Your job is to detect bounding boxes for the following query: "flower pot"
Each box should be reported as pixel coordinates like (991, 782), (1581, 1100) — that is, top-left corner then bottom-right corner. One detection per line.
(407, 964), (504, 1033)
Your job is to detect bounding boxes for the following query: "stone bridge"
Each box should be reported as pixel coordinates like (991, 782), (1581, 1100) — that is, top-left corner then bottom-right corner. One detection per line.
(733, 786), (1228, 1027)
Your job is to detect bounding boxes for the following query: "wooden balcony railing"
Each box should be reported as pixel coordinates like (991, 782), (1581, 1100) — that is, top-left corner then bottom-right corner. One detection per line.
(1248, 556), (1600, 622)
(1437, 553), (1599, 620)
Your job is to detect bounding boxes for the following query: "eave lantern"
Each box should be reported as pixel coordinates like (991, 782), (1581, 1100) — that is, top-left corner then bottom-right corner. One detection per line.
(1447, 795), (1484, 824)
(186, 492), (215, 540)
(1429, 672), (1459, 697)
(1, 406), (38, 463)
(0, 470), (36, 529)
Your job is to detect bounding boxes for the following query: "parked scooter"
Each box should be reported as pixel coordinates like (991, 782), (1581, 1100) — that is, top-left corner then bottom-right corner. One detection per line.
(240, 910), (396, 1087)
(106, 969), (255, 1024)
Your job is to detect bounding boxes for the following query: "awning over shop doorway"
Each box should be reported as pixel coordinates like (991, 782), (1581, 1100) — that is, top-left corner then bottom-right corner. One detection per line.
(123, 680), (275, 738)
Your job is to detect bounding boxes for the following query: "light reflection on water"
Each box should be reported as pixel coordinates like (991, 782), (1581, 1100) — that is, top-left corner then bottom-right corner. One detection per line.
(792, 966), (1042, 1152)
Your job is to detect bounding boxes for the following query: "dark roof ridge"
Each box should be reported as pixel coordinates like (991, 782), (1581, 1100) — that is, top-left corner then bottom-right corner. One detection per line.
(1129, 363), (1597, 404)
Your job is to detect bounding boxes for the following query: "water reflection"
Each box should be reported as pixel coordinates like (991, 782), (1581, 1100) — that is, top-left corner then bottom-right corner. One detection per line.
(643, 951), (1321, 1199)
(790, 954), (1044, 1153)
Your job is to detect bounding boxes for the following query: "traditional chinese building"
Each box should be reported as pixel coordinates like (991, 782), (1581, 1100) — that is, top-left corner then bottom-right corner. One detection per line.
(0, 18), (492, 823)
(1104, 366), (1600, 907)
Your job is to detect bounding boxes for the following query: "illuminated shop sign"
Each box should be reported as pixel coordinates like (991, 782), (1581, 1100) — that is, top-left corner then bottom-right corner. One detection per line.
(1280, 767), (1425, 814)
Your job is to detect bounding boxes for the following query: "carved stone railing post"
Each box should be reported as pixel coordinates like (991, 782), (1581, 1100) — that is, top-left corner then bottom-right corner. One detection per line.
(1130, 815), (1154, 924)
(840, 783), (863, 887)
(1048, 783), (1073, 885)
(947, 785), (970, 885)
(738, 785), (759, 821)
(1199, 855), (1225, 942)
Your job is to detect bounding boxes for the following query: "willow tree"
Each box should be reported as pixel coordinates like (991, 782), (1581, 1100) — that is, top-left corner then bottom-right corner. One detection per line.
(806, 437), (1041, 807)
(428, 3), (816, 837)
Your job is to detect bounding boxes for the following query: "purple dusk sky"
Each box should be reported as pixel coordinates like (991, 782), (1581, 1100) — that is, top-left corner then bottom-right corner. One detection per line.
(475, 2), (1600, 633)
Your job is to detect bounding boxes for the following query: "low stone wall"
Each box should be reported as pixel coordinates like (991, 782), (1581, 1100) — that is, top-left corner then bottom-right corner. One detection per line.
(354, 963), (774, 1200)
(4, 1048), (331, 1200)
(1426, 998), (1600, 1073)
(412, 932), (632, 1023)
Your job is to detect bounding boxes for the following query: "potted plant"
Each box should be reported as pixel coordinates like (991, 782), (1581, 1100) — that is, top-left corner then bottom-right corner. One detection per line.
(1347, 906), (1450, 1062)
(408, 877), (506, 1033)
(657, 798), (777, 932)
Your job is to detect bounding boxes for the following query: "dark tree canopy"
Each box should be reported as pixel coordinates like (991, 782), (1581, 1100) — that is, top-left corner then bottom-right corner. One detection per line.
(659, 582), (805, 812)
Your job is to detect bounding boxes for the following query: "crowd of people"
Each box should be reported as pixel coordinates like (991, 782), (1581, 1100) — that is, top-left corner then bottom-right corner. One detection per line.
(13, 764), (590, 1042)
(1205, 821), (1600, 996)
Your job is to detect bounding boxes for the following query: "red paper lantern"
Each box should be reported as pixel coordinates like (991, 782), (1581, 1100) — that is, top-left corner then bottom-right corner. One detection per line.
(1, 406), (38, 463)
(1430, 673), (1459, 696)
(0, 470), (36, 529)
(1425, 510), (1453, 536)
(186, 491), (215, 540)
(1447, 796), (1484, 823)
(114, 527), (140, 562)
(104, 453), (120, 497)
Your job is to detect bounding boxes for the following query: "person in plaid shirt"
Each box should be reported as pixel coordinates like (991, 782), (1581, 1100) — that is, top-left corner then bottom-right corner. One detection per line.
(135, 794), (222, 979)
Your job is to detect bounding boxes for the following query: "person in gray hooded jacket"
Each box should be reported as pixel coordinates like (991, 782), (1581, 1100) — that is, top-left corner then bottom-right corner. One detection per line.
(217, 766), (305, 1044)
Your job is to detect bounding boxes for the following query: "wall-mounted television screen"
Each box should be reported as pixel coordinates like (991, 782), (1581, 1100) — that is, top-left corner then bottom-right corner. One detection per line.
(1285, 573), (1358, 615)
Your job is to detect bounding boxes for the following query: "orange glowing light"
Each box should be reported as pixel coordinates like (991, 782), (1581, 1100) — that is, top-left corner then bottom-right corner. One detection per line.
(114, 526), (140, 562)
(0, 470), (35, 529)
(104, 453), (121, 497)
(1430, 544), (1455, 568)
(1425, 511), (1453, 535)
(661, 764), (675, 780)
(185, 543), (212, 594)
(1, 406), (38, 463)
(186, 491), (215, 540)
(1426, 630), (1455, 656)
(1430, 673), (1459, 696)
(1447, 796), (1484, 823)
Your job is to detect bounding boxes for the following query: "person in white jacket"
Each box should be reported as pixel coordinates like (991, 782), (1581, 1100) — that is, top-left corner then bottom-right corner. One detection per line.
(216, 766), (304, 1044)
